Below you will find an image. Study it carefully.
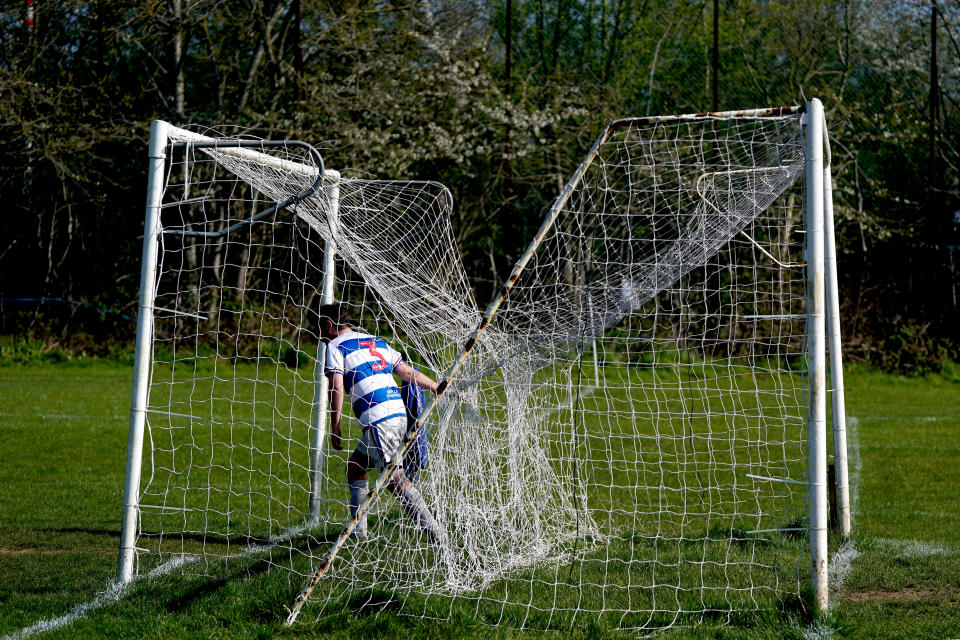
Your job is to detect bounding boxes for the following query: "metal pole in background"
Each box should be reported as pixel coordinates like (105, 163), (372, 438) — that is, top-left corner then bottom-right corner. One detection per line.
(805, 99), (829, 613)
(712, 0), (719, 112)
(823, 161), (851, 538)
(930, 0), (940, 177)
(309, 171), (340, 523)
(117, 120), (168, 584)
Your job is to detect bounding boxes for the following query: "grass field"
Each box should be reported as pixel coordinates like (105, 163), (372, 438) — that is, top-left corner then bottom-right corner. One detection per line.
(1, 358), (958, 639)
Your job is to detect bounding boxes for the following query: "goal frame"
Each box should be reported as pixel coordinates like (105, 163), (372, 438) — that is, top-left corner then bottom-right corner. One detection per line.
(118, 101), (850, 618)
(116, 120), (341, 584)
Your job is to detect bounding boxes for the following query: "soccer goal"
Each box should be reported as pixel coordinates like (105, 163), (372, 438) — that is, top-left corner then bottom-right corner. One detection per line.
(118, 99), (849, 632)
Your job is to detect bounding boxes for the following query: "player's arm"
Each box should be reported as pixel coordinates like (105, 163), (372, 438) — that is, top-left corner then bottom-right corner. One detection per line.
(394, 361), (439, 394)
(328, 371), (345, 450)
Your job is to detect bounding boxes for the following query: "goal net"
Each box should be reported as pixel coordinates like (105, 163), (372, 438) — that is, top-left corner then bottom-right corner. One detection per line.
(121, 106), (836, 632)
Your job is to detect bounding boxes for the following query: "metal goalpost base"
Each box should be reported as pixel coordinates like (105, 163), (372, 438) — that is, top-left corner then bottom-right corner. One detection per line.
(116, 120), (338, 584)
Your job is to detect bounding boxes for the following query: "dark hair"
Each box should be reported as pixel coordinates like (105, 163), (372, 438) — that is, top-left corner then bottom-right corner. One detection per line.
(317, 303), (358, 328)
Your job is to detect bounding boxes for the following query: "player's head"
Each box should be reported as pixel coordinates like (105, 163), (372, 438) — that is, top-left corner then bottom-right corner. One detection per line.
(318, 303), (357, 340)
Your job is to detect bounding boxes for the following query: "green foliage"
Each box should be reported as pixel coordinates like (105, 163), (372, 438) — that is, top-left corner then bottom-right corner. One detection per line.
(0, 1), (958, 368)
(0, 335), (73, 364)
(881, 318), (954, 376)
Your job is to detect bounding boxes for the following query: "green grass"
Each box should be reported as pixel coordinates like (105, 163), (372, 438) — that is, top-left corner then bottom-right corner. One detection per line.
(829, 367), (960, 640)
(1, 359), (958, 638)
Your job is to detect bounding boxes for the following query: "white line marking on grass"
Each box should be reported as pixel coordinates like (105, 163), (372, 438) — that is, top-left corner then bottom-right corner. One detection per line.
(874, 537), (956, 557)
(846, 416), (861, 523)
(147, 553), (203, 576)
(853, 415), (953, 423)
(1, 521), (317, 640)
(829, 541), (860, 596)
(39, 413), (127, 421)
(0, 412), (126, 420)
(0, 581), (130, 640)
(803, 621), (836, 640)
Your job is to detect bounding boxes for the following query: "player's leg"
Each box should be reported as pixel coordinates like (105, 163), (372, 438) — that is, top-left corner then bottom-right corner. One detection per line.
(347, 434), (377, 539)
(387, 466), (445, 544)
(376, 417), (445, 544)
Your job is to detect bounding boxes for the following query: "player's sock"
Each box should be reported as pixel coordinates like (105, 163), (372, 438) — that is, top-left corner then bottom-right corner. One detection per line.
(398, 484), (444, 544)
(348, 479), (368, 539)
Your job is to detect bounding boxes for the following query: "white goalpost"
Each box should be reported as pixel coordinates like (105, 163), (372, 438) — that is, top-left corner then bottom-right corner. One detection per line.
(118, 100), (849, 631)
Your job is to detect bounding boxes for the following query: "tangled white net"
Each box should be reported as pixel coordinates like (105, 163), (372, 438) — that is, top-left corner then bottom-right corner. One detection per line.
(137, 109), (814, 631)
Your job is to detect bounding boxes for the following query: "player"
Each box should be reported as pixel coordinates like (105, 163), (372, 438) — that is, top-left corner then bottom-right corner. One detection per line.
(317, 303), (445, 543)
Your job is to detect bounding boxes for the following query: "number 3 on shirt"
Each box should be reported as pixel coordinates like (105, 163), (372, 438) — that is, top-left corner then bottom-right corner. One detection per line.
(358, 338), (388, 371)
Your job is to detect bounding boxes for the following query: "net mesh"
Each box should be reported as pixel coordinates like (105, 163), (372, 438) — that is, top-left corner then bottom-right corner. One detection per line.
(137, 112), (812, 631)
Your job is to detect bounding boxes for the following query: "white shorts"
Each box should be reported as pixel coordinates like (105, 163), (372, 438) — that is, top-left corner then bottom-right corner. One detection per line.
(355, 416), (408, 471)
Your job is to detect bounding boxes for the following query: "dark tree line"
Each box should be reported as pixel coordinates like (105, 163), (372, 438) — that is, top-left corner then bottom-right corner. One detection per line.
(1, 0), (958, 372)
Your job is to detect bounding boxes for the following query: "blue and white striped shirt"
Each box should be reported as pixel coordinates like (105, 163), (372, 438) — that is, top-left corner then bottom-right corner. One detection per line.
(325, 331), (407, 427)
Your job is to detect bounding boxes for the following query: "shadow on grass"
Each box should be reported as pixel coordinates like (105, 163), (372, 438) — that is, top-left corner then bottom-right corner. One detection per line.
(118, 521), (816, 636)
(346, 589), (404, 616)
(124, 528), (345, 617)
(666, 588), (816, 636)
(48, 526), (121, 540)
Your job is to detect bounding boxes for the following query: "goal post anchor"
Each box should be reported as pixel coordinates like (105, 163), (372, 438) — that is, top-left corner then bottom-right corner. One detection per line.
(117, 119), (169, 584)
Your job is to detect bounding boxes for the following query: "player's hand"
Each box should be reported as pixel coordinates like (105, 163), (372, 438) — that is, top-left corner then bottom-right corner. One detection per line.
(438, 381), (466, 400)
(331, 427), (343, 451)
